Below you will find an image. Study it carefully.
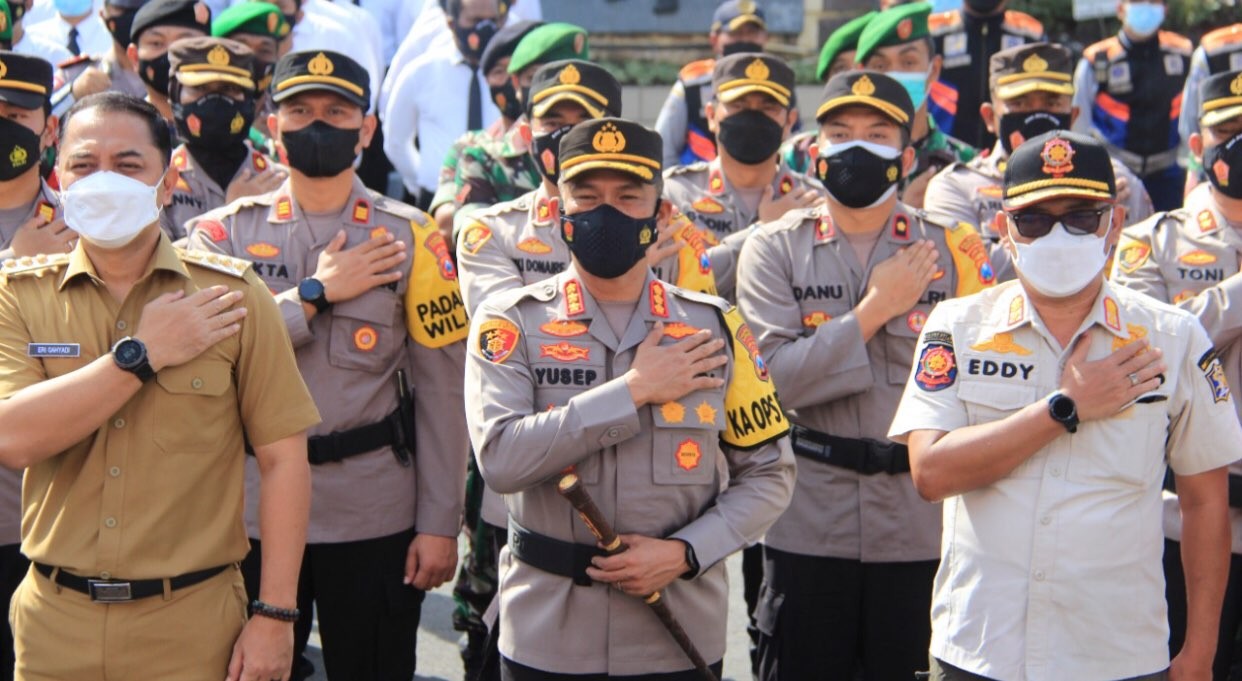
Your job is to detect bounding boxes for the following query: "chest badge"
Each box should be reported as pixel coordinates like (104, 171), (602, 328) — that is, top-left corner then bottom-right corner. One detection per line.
(970, 332), (1032, 356)
(675, 439), (703, 471)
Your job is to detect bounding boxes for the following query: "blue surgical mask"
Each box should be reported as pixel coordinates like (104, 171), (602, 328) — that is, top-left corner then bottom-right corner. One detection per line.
(53, 0), (92, 17)
(1123, 2), (1165, 39)
(890, 69), (929, 110)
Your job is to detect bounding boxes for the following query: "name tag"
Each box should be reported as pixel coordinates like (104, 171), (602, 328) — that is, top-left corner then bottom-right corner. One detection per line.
(28, 343), (80, 358)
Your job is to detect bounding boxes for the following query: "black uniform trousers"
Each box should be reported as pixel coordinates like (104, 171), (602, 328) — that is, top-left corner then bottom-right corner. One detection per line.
(501, 657), (724, 681)
(0, 544), (29, 681)
(242, 528), (425, 681)
(1164, 538), (1242, 681)
(755, 545), (938, 681)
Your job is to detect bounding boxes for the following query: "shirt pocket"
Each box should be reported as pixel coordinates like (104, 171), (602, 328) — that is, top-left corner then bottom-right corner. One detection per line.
(1068, 399), (1169, 488)
(327, 290), (402, 373)
(958, 381), (1041, 478)
(153, 358), (234, 454)
(651, 391), (723, 487)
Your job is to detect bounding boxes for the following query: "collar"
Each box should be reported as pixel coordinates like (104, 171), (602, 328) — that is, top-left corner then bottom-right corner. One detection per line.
(556, 265), (672, 351)
(529, 184), (559, 226)
(996, 279), (1129, 339)
(1084, 280), (1129, 338)
(60, 231), (189, 291)
(266, 175), (373, 226)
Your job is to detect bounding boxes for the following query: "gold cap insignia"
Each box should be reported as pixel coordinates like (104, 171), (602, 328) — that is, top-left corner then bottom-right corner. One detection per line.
(852, 74), (875, 97)
(9, 145), (26, 169)
(744, 57), (770, 82)
(1231, 73), (1242, 96)
(1040, 137), (1075, 177)
(1022, 53), (1048, 74)
(207, 44), (230, 67)
(592, 122), (626, 153)
(308, 52), (334, 76)
(559, 63), (580, 85)
(739, 0), (755, 13)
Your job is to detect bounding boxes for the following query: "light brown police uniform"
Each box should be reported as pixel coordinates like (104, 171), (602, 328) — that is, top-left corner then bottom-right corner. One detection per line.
(663, 157), (821, 298)
(735, 202), (995, 562)
(163, 145), (284, 240)
(465, 266), (795, 675)
(1113, 181), (1242, 553)
(0, 234), (319, 681)
(186, 176), (469, 545)
(925, 144), (1153, 282)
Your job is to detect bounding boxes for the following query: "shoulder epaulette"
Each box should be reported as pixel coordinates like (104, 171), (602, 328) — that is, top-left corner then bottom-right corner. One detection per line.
(915, 210), (955, 231)
(1158, 31), (1194, 56)
(0, 253), (71, 278)
(372, 193), (426, 222)
(929, 10), (963, 35)
(483, 278), (557, 314)
(770, 205), (819, 233)
(1084, 36), (1123, 61)
(476, 193), (532, 218)
(1001, 10), (1044, 39)
(176, 249), (252, 278)
(56, 54), (91, 69)
(666, 282), (729, 311)
(678, 58), (715, 83)
(665, 161), (710, 178)
(1201, 24), (1242, 54)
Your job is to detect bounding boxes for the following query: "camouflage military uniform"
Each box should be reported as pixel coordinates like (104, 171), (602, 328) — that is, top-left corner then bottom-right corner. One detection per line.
(913, 116), (977, 181)
(450, 118), (540, 241)
(429, 119), (506, 217)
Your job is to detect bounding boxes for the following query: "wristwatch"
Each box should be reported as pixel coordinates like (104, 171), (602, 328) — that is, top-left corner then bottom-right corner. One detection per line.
(1047, 391), (1079, 434)
(678, 539), (700, 580)
(111, 336), (155, 383)
(298, 277), (331, 313)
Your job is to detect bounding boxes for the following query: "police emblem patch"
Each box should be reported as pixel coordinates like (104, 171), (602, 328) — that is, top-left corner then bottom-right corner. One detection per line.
(478, 319), (520, 363)
(1199, 348), (1231, 403)
(915, 332), (956, 392)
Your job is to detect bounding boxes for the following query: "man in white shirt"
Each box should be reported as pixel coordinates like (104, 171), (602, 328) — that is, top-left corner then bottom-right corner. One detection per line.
(382, 0), (504, 209)
(1, 0), (71, 65)
(23, 0), (109, 57)
(889, 130), (1240, 681)
(265, 0), (380, 119)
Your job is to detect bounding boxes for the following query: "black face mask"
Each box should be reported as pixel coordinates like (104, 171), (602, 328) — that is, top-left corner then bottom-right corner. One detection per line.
(721, 41), (764, 57)
(561, 202), (659, 279)
(717, 109), (784, 165)
(454, 19), (498, 63)
(964, 0), (1003, 14)
(174, 94), (255, 149)
(490, 80), (521, 120)
(998, 110), (1072, 156)
(531, 124), (573, 184)
(139, 52), (171, 97)
(815, 142), (903, 208)
(281, 120), (360, 178)
(1205, 132), (1242, 199)
(105, 8), (137, 47)
(0, 117), (41, 182)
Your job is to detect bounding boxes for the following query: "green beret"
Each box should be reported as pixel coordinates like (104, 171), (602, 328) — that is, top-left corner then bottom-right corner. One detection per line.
(855, 2), (931, 64)
(0, 0), (11, 44)
(817, 11), (875, 82)
(212, 2), (290, 40)
(508, 22), (588, 75)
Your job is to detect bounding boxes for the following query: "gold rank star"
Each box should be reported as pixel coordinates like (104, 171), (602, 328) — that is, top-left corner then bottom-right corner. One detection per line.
(661, 402), (686, 424)
(695, 401), (717, 425)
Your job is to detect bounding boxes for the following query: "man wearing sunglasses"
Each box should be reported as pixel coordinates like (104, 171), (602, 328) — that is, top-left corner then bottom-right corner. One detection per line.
(1113, 68), (1242, 681)
(889, 129), (1238, 681)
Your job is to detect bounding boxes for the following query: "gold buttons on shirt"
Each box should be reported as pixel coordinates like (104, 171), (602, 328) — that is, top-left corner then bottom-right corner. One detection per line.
(116, 320), (127, 331)
(113, 418), (125, 429)
(109, 467), (121, 478)
(103, 517), (117, 529)
(191, 378), (204, 390)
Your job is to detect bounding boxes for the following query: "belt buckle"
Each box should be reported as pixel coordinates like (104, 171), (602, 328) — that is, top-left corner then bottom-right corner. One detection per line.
(87, 580), (133, 603)
(866, 444), (894, 475)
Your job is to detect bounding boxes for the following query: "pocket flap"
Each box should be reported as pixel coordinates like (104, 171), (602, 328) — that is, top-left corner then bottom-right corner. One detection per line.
(333, 290), (399, 325)
(156, 359), (232, 396)
(956, 381), (1037, 411)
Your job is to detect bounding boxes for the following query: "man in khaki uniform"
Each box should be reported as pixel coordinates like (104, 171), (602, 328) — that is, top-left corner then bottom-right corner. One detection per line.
(0, 91), (317, 681)
(925, 42), (1153, 281)
(890, 130), (1235, 681)
(465, 116), (795, 679)
(162, 37), (285, 239)
(1113, 68), (1242, 679)
(736, 70), (995, 681)
(186, 49), (469, 681)
(663, 52), (820, 299)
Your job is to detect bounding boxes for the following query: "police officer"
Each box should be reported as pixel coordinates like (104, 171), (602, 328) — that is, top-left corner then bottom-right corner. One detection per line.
(163, 37), (286, 238)
(1, 0), (72, 65)
(655, 0), (768, 168)
(927, 0), (1044, 149)
(185, 50), (469, 680)
(736, 70), (994, 681)
(50, 0), (149, 116)
(464, 115), (796, 680)
(664, 52), (820, 299)
(781, 10), (875, 174)
(126, 0), (211, 121)
(856, 2), (977, 210)
(1179, 23), (1242, 195)
(926, 42), (1153, 281)
(1072, 0), (1191, 212)
(0, 90), (318, 681)
(0, 51), (71, 262)
(1113, 69), (1242, 680)
(210, 2), (292, 158)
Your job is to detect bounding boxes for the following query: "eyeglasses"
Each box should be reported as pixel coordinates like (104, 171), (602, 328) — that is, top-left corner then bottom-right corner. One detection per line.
(1006, 208), (1111, 239)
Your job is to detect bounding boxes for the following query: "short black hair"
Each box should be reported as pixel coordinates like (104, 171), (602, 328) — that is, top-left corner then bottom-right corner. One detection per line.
(59, 92), (173, 167)
(446, 0), (501, 21)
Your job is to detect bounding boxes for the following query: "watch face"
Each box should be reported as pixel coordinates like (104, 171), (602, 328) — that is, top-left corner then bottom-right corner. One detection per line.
(1051, 395), (1074, 419)
(299, 278), (323, 301)
(115, 339), (142, 365)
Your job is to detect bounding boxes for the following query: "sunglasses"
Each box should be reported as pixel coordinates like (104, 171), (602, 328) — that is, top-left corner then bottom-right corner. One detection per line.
(1006, 208), (1111, 239)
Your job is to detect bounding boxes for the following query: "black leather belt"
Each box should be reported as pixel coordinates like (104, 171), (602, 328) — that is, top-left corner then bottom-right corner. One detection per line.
(508, 520), (605, 587)
(790, 424), (910, 475)
(34, 562), (229, 603)
(247, 405), (405, 465)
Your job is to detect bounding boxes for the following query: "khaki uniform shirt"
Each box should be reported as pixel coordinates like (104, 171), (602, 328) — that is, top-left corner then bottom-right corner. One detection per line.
(736, 202), (995, 561)
(185, 177), (469, 544)
(888, 280), (1240, 680)
(0, 180), (60, 264)
(924, 143), (1155, 282)
(1113, 182), (1242, 552)
(0, 234), (319, 578)
(163, 145), (283, 241)
(662, 157), (821, 298)
(465, 266), (795, 675)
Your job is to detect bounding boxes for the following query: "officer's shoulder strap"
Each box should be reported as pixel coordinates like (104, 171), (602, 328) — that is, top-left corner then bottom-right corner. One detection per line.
(666, 282), (729, 312)
(477, 192), (532, 218)
(1201, 24), (1242, 54)
(929, 9), (963, 36)
(218, 189), (276, 215)
(372, 192), (428, 223)
(56, 54), (91, 70)
(176, 249), (252, 278)
(486, 278), (559, 313)
(678, 58), (715, 84)
(0, 253), (71, 279)
(1001, 10), (1044, 39)
(1158, 31), (1194, 56)
(664, 161), (710, 178)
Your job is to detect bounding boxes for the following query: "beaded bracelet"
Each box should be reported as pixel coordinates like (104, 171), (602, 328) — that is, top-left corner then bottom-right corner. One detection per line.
(250, 599), (300, 622)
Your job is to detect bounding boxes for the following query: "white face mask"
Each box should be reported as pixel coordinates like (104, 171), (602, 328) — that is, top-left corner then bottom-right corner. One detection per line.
(1010, 221), (1111, 298)
(62, 171), (163, 250)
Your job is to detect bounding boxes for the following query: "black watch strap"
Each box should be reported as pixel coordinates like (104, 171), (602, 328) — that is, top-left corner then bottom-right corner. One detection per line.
(112, 337), (155, 383)
(299, 278), (331, 314)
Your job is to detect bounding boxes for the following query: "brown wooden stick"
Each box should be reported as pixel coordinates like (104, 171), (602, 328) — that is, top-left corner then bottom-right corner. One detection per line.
(557, 472), (719, 681)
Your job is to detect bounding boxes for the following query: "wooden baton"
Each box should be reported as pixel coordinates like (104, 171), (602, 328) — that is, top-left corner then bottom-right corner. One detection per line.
(556, 472), (719, 681)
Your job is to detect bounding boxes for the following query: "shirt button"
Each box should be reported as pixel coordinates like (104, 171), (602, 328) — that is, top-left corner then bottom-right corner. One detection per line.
(606, 427), (620, 438)
(1049, 466), (1062, 477)
(99, 571), (111, 580)
(115, 320), (127, 331)
(191, 378), (204, 390)
(1034, 570), (1045, 581)
(1040, 516), (1052, 526)
(103, 517), (117, 529)
(109, 466), (121, 478)
(113, 418), (125, 429)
